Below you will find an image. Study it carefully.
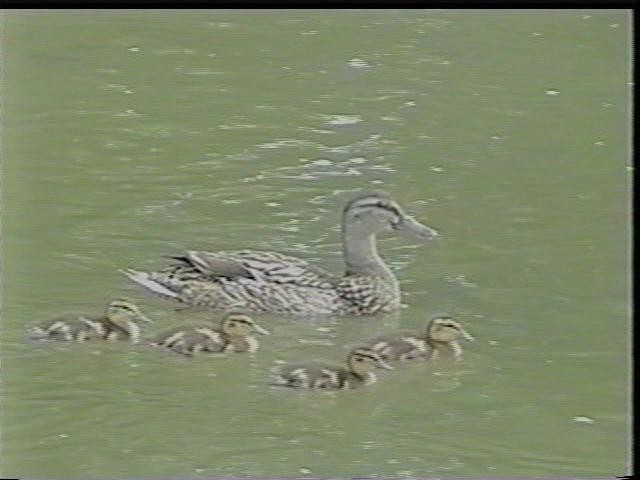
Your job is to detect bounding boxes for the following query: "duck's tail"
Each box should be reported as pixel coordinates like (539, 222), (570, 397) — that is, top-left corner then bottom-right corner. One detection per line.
(120, 269), (180, 300)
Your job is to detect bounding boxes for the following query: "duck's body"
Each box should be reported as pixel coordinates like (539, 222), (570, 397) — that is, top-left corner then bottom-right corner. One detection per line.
(151, 324), (225, 355)
(28, 300), (152, 344)
(271, 348), (393, 390)
(151, 313), (269, 356)
(30, 315), (109, 343)
(123, 193), (438, 315)
(367, 330), (429, 361)
(366, 315), (474, 362)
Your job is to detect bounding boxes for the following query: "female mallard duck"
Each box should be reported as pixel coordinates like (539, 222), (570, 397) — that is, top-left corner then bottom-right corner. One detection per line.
(122, 192), (438, 315)
(366, 314), (474, 362)
(27, 299), (152, 344)
(271, 347), (393, 390)
(151, 313), (270, 356)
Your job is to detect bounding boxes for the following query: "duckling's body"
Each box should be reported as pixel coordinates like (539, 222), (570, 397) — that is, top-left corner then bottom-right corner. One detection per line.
(271, 348), (393, 390)
(151, 324), (224, 355)
(367, 330), (430, 361)
(29, 315), (106, 343)
(366, 315), (474, 362)
(122, 192), (438, 315)
(28, 300), (152, 344)
(151, 313), (269, 356)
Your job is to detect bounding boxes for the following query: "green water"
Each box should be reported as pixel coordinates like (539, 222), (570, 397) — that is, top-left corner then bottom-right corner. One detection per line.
(0, 9), (631, 478)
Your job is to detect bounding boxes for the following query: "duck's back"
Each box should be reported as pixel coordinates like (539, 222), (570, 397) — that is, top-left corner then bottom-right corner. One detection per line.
(166, 250), (335, 287)
(272, 361), (349, 389)
(145, 250), (346, 314)
(174, 331), (226, 355)
(152, 323), (223, 347)
(366, 329), (427, 361)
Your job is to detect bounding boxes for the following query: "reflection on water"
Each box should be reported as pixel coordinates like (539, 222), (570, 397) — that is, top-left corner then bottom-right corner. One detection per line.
(1, 9), (630, 479)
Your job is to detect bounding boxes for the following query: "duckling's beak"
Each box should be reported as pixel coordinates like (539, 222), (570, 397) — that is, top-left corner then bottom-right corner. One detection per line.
(395, 216), (439, 240)
(460, 329), (474, 341)
(253, 324), (270, 335)
(376, 359), (394, 370)
(137, 313), (154, 323)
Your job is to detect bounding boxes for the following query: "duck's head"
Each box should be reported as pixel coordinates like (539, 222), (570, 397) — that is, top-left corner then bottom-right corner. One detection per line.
(221, 313), (270, 337)
(343, 192), (438, 240)
(106, 299), (153, 326)
(348, 347), (394, 376)
(426, 315), (474, 343)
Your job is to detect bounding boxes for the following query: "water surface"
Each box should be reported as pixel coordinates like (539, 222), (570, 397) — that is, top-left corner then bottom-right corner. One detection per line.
(0, 9), (631, 478)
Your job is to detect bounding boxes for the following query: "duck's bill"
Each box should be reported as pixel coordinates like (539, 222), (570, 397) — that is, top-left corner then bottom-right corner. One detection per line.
(395, 216), (439, 240)
(460, 329), (474, 341)
(253, 324), (271, 335)
(376, 359), (394, 370)
(137, 313), (154, 323)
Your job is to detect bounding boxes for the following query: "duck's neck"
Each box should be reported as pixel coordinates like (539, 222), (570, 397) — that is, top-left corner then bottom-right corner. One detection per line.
(223, 332), (252, 347)
(343, 228), (392, 278)
(106, 317), (141, 344)
(351, 370), (377, 385)
(348, 357), (378, 385)
(426, 340), (462, 360)
(125, 321), (141, 344)
(222, 332), (239, 344)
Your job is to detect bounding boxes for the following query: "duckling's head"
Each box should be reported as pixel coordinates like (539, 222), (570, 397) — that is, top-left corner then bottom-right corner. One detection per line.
(347, 347), (394, 376)
(426, 315), (474, 343)
(106, 299), (153, 326)
(343, 192), (438, 240)
(221, 313), (270, 337)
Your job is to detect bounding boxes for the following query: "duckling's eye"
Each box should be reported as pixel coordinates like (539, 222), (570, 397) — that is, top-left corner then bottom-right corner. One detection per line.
(355, 357), (364, 362)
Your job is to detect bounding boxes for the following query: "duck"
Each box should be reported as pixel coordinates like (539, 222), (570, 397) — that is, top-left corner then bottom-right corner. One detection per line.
(121, 192), (438, 316)
(151, 313), (270, 356)
(365, 314), (474, 362)
(270, 347), (393, 390)
(27, 299), (152, 344)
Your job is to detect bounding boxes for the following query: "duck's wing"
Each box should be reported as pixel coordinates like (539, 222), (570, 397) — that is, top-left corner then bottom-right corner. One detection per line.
(176, 250), (336, 289)
(170, 254), (253, 279)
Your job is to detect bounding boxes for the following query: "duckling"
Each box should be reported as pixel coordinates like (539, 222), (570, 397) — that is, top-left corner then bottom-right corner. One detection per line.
(271, 347), (393, 390)
(27, 299), (152, 344)
(151, 313), (270, 356)
(366, 314), (474, 362)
